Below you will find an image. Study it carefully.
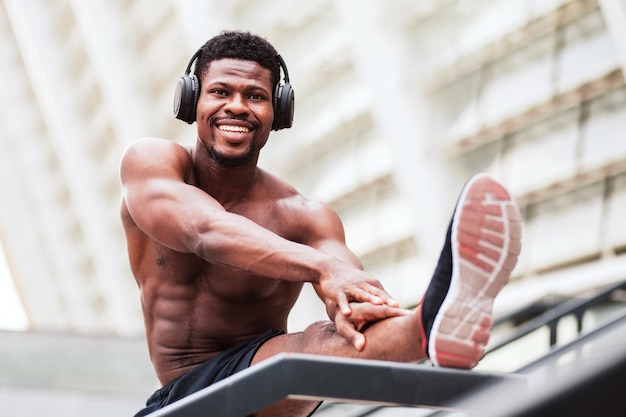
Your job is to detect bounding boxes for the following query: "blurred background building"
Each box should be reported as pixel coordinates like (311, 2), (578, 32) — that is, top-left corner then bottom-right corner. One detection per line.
(1, 0), (626, 415)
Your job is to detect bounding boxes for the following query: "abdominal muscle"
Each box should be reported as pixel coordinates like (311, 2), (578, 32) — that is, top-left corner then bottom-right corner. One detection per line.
(141, 265), (303, 385)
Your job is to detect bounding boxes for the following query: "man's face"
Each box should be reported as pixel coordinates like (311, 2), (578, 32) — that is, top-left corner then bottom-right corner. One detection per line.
(195, 58), (274, 168)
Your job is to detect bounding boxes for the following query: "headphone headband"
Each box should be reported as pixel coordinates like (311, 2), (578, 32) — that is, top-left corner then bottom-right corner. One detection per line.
(184, 49), (202, 75)
(277, 55), (289, 83)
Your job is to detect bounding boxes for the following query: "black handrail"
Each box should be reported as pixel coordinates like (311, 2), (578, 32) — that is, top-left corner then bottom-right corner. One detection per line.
(492, 295), (567, 327)
(420, 307), (626, 417)
(486, 280), (626, 354)
(516, 308), (626, 375)
(451, 310), (626, 417)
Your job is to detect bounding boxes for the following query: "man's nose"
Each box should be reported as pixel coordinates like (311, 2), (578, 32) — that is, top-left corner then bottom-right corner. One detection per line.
(224, 93), (249, 115)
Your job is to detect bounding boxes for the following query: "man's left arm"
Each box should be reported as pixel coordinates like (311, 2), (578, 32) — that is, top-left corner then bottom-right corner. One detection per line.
(301, 202), (411, 350)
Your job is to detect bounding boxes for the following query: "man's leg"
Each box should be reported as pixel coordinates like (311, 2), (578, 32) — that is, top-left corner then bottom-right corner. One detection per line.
(251, 174), (522, 416)
(251, 314), (425, 417)
(418, 173), (522, 367)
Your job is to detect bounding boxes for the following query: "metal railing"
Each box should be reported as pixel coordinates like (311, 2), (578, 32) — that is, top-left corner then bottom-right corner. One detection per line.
(317, 280), (626, 416)
(486, 280), (626, 354)
(146, 354), (526, 417)
(450, 309), (626, 417)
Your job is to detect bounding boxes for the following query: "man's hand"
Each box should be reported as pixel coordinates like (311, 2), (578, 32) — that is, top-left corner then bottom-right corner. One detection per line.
(334, 302), (412, 351)
(314, 266), (411, 350)
(317, 268), (399, 317)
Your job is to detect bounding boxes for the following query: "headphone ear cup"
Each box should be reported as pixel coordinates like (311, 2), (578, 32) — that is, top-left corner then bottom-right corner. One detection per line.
(272, 81), (294, 131)
(173, 74), (199, 124)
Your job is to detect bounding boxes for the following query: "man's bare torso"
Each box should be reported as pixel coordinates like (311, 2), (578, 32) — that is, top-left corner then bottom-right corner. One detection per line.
(121, 144), (311, 385)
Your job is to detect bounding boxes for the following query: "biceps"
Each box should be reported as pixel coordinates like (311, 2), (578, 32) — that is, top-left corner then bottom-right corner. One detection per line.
(123, 179), (221, 253)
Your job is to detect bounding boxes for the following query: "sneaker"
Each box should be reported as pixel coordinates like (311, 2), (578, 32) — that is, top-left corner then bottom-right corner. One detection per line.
(418, 174), (522, 368)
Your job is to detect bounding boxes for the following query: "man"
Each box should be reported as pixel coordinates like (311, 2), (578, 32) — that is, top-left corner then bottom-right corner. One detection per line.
(120, 31), (522, 417)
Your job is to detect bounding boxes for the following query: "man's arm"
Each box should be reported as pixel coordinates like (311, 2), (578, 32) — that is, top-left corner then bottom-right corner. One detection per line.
(301, 207), (411, 350)
(120, 138), (395, 325)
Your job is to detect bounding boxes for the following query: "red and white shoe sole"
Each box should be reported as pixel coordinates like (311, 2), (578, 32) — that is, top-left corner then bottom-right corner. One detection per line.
(429, 174), (522, 368)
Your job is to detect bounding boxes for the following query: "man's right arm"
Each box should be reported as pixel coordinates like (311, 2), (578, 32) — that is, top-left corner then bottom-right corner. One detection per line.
(120, 138), (335, 283)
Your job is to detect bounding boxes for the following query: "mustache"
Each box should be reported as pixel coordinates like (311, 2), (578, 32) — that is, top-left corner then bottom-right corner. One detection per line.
(212, 116), (259, 129)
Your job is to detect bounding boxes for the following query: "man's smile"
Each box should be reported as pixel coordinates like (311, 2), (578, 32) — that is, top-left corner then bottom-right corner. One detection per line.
(218, 124), (251, 133)
(214, 122), (256, 145)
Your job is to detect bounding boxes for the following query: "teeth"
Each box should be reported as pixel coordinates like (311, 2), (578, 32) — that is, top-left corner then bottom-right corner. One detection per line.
(218, 125), (250, 133)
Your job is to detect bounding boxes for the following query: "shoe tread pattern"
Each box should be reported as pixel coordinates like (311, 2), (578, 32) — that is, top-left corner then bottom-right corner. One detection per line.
(430, 175), (522, 369)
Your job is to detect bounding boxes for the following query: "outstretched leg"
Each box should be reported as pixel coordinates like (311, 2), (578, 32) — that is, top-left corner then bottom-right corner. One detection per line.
(418, 174), (522, 368)
(251, 174), (522, 416)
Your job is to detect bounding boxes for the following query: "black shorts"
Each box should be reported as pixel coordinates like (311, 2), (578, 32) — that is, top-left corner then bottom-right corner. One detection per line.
(134, 328), (284, 417)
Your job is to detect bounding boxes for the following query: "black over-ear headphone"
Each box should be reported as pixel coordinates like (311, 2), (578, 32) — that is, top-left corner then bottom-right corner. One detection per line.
(173, 49), (295, 130)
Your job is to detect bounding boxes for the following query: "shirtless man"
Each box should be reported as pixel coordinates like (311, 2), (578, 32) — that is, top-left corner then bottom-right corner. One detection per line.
(120, 31), (522, 417)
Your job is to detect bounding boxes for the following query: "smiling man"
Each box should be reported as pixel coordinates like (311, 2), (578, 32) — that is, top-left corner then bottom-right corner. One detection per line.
(120, 31), (522, 417)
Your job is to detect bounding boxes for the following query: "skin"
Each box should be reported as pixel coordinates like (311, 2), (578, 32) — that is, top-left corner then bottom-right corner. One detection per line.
(120, 59), (427, 416)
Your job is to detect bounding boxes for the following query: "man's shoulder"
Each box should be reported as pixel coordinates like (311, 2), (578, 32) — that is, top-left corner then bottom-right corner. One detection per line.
(259, 171), (336, 220)
(124, 137), (189, 156)
(122, 138), (191, 168)
(119, 138), (194, 188)
(272, 187), (344, 244)
(258, 169), (311, 205)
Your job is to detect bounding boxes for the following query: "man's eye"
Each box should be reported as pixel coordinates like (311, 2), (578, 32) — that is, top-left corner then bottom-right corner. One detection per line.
(249, 94), (265, 100)
(211, 89), (228, 96)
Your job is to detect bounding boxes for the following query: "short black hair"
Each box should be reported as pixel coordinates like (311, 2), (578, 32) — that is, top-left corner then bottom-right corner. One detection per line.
(194, 30), (280, 89)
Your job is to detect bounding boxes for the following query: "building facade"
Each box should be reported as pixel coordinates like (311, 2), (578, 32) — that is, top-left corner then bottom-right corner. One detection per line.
(1, 0), (625, 414)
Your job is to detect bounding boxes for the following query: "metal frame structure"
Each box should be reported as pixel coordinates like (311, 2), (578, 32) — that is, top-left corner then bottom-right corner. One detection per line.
(146, 354), (526, 417)
(488, 280), (626, 353)
(449, 309), (626, 417)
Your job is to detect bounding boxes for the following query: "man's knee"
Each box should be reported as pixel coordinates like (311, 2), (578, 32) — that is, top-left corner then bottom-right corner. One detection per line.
(302, 320), (336, 338)
(300, 320), (354, 354)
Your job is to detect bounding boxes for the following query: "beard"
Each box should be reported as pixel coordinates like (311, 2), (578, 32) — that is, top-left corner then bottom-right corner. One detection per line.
(208, 142), (257, 168)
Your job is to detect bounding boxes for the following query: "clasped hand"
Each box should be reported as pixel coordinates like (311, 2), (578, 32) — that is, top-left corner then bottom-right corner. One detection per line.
(318, 273), (411, 351)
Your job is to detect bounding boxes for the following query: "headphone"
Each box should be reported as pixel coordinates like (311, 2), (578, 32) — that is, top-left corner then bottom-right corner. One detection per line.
(173, 49), (295, 130)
